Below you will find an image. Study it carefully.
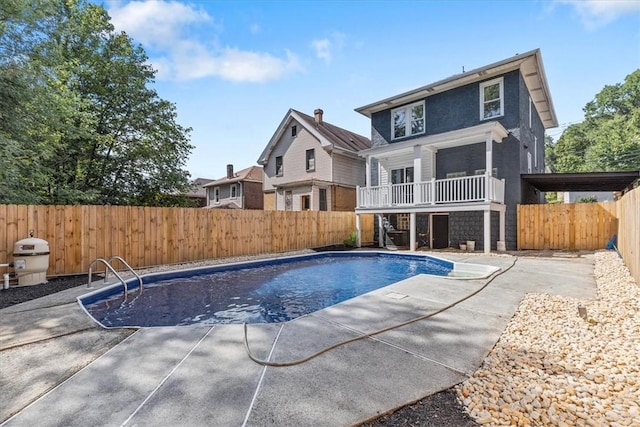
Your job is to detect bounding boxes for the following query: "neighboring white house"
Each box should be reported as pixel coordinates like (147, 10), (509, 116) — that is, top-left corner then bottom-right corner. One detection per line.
(203, 165), (264, 210)
(258, 108), (371, 211)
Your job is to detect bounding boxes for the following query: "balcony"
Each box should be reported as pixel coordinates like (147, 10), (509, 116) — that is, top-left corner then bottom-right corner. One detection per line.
(356, 175), (505, 209)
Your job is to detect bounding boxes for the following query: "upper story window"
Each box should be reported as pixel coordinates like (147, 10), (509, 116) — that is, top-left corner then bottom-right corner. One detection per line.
(305, 149), (315, 171)
(474, 168), (498, 177)
(291, 125), (297, 137)
(275, 156), (283, 176)
(392, 101), (425, 140)
(230, 184), (237, 199)
(446, 171), (467, 179)
(480, 77), (504, 120)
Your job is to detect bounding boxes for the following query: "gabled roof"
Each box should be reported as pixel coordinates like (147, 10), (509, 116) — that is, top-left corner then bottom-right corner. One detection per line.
(186, 178), (215, 198)
(257, 109), (371, 165)
(203, 166), (263, 187)
(355, 49), (558, 129)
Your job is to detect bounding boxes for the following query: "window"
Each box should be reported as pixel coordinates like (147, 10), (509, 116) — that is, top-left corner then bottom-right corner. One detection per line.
(527, 152), (532, 173)
(474, 168), (498, 177)
(306, 149), (315, 171)
(480, 77), (504, 120)
(291, 125), (297, 137)
(391, 167), (414, 184)
(213, 187), (220, 203)
(275, 156), (283, 176)
(392, 101), (425, 140)
(284, 191), (292, 211)
(230, 184), (237, 199)
(301, 195), (310, 210)
(446, 171), (467, 179)
(319, 188), (327, 211)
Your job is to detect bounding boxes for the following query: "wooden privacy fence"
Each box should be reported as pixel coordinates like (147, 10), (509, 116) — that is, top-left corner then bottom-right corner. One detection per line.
(0, 205), (374, 276)
(517, 202), (618, 251)
(617, 187), (640, 286)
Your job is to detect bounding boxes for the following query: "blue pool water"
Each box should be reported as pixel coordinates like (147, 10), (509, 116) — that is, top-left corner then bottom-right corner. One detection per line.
(81, 252), (453, 327)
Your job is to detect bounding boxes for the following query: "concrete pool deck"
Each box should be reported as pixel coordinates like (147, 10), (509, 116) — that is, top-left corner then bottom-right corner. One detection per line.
(0, 252), (597, 426)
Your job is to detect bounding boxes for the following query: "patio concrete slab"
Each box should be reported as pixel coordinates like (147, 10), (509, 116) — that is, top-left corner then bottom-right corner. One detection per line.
(3, 327), (211, 427)
(1, 252), (599, 427)
(245, 315), (466, 426)
(127, 324), (280, 427)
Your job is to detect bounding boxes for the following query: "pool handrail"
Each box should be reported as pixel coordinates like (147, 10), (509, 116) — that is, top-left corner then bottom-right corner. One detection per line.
(106, 256), (143, 294)
(87, 257), (141, 299)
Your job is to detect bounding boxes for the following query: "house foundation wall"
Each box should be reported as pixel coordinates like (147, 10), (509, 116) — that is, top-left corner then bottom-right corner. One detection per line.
(449, 211), (501, 251)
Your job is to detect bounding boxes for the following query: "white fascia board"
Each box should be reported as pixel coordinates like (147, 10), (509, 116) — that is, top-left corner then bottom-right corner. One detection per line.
(257, 109), (295, 165)
(358, 121), (509, 158)
(289, 111), (334, 150)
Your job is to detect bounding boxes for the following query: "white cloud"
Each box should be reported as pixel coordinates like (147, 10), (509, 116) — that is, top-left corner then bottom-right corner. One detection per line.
(106, 0), (301, 83)
(311, 38), (332, 63)
(169, 45), (302, 82)
(108, 0), (212, 47)
(556, 0), (640, 29)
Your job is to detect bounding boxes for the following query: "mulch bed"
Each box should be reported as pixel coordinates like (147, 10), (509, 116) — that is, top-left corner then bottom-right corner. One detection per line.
(0, 273), (478, 426)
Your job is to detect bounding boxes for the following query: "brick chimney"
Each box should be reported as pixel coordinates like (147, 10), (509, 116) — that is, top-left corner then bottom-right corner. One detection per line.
(226, 164), (234, 179)
(314, 108), (323, 124)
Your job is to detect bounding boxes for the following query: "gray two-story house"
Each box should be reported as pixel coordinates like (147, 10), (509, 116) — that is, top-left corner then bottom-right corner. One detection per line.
(354, 49), (557, 252)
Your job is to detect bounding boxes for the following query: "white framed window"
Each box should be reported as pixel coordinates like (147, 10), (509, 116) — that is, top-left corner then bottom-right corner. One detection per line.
(275, 156), (283, 176)
(392, 101), (425, 140)
(480, 77), (504, 120)
(305, 149), (315, 171)
(391, 167), (414, 184)
(527, 152), (532, 173)
(230, 184), (237, 199)
(446, 171), (467, 179)
(291, 125), (297, 137)
(474, 168), (498, 177)
(213, 187), (220, 204)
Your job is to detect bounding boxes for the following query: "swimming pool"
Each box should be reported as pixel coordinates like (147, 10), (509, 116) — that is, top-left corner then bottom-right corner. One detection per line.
(79, 252), (497, 328)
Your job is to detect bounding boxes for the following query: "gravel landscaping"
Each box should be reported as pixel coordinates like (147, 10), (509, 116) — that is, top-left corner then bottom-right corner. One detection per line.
(456, 250), (639, 426)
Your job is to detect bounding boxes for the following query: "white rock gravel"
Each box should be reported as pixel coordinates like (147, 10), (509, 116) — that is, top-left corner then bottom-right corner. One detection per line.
(456, 251), (640, 426)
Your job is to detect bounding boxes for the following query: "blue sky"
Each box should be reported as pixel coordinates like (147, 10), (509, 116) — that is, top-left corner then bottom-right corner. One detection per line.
(102, 0), (640, 180)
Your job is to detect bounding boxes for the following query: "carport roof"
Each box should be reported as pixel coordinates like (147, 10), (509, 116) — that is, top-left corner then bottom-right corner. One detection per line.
(521, 171), (640, 192)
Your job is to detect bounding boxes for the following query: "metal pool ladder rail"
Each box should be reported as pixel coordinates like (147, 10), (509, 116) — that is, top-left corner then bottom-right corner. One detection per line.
(87, 256), (143, 298)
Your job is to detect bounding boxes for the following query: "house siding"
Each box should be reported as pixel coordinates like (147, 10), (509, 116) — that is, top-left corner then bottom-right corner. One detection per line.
(370, 70), (521, 145)
(332, 153), (366, 187)
(449, 211), (500, 251)
(331, 185), (356, 211)
(243, 181), (264, 210)
(263, 191), (276, 210)
(262, 121), (333, 191)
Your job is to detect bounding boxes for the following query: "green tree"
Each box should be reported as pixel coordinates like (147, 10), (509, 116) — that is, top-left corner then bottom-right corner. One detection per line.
(0, 0), (195, 206)
(548, 70), (640, 173)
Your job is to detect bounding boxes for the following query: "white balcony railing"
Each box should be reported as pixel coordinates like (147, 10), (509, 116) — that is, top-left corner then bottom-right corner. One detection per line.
(357, 175), (505, 209)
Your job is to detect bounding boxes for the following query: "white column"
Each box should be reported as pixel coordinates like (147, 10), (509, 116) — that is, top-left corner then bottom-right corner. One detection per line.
(413, 146), (422, 204)
(486, 133), (493, 202)
(378, 215), (385, 248)
(356, 214), (362, 248)
(484, 209), (491, 254)
(365, 155), (371, 187)
(410, 212), (416, 251)
(499, 209), (505, 242)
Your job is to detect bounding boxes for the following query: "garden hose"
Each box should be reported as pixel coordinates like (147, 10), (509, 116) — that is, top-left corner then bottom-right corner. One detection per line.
(243, 257), (518, 367)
